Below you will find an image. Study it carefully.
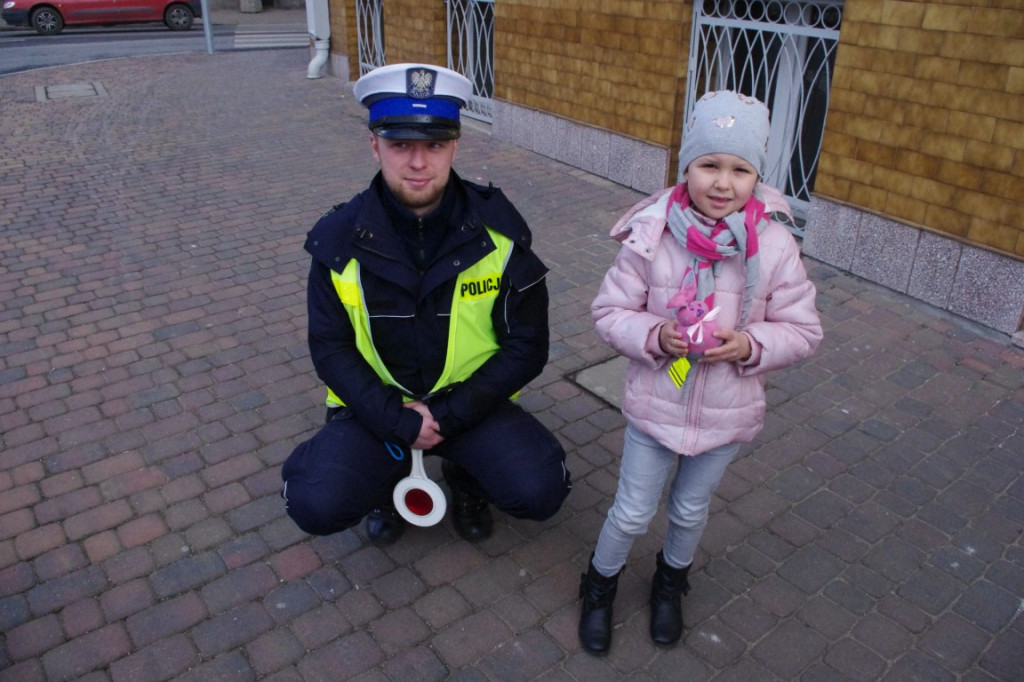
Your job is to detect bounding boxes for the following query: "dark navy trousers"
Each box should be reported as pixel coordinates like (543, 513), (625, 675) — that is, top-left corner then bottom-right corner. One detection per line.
(281, 401), (571, 536)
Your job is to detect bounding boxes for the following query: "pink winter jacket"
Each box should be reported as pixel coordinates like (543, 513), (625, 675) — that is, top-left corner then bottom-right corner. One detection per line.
(592, 184), (822, 456)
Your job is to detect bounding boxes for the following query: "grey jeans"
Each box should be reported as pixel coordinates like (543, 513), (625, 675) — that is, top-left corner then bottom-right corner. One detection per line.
(592, 423), (740, 575)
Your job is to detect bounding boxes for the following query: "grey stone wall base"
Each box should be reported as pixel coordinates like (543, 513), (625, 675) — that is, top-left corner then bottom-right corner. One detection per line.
(327, 51), (348, 81)
(804, 196), (1024, 336)
(492, 100), (669, 196)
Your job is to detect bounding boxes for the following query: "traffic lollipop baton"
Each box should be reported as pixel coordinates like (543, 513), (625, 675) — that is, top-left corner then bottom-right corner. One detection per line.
(392, 449), (447, 526)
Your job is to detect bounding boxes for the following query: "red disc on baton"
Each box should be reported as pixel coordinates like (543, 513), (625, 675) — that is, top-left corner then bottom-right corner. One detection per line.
(404, 488), (434, 516)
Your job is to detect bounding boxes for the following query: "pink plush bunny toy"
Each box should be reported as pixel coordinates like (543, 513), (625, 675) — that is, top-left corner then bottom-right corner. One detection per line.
(667, 271), (722, 357)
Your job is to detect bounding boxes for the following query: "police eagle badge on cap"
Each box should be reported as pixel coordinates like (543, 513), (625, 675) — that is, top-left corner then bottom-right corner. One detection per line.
(407, 68), (436, 99)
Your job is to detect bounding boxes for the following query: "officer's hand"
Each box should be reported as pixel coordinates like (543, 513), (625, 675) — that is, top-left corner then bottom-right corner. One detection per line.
(405, 401), (444, 449)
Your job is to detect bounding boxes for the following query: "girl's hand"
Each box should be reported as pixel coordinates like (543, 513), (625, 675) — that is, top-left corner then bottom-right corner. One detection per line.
(701, 329), (752, 364)
(659, 322), (690, 357)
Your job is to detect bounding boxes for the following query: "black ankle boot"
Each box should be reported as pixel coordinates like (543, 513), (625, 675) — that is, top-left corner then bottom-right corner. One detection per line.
(442, 460), (493, 542)
(649, 551), (691, 646)
(365, 502), (405, 547)
(578, 559), (623, 655)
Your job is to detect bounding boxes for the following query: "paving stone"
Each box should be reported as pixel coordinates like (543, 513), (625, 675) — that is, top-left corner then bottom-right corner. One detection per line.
(5, 614), (64, 662)
(432, 610), (513, 669)
(897, 566), (964, 615)
(767, 511), (822, 547)
(842, 563), (895, 599)
(876, 594), (932, 635)
(199, 562), (279, 614)
(27, 565), (107, 616)
(682, 571), (736, 626)
(884, 650), (957, 682)
(174, 651), (255, 682)
(703, 555), (758, 593)
(40, 623), (132, 682)
(458, 556), (533, 608)
(978, 628), (1024, 680)
(985, 558), (1024, 596)
(930, 544), (988, 582)
(723, 544), (777, 578)
(862, 537), (927, 582)
(61, 597), (104, 638)
(108, 634), (198, 682)
(150, 551), (227, 599)
(918, 613), (992, 673)
(289, 604), (351, 651)
(477, 628), (564, 680)
(192, 602), (274, 658)
(797, 595), (857, 640)
(777, 545), (846, 594)
(800, 662), (848, 682)
(751, 620), (828, 678)
(823, 580), (874, 616)
(684, 617), (747, 669)
(823, 637), (886, 682)
(125, 592), (207, 649)
(816, 527), (871, 563)
(644, 644), (714, 681)
(382, 645), (449, 682)
(953, 580), (1020, 633)
(793, 490), (855, 529)
(718, 596), (778, 642)
(491, 593), (543, 633)
(838, 501), (900, 543)
(304, 566), (352, 602)
(747, 575), (807, 618)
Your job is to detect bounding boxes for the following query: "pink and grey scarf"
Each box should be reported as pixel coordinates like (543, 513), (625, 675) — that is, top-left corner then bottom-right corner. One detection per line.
(665, 184), (768, 329)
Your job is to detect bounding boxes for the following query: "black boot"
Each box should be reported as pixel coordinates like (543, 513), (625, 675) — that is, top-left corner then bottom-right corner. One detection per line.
(649, 551), (691, 646)
(365, 501), (405, 547)
(578, 559), (623, 655)
(442, 460), (493, 542)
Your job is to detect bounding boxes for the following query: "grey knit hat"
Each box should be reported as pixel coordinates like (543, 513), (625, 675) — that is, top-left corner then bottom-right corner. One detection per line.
(678, 91), (771, 177)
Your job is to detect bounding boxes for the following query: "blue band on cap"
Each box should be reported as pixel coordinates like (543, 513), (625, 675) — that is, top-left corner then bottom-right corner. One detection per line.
(368, 97), (460, 124)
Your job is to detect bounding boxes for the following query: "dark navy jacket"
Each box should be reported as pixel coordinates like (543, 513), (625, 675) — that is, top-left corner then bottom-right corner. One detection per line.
(304, 170), (550, 447)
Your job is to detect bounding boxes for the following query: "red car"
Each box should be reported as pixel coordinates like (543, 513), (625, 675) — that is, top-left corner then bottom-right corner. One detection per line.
(1, 0), (201, 34)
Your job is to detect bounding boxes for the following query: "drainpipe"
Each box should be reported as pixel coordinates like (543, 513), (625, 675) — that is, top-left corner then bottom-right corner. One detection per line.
(305, 0), (331, 79)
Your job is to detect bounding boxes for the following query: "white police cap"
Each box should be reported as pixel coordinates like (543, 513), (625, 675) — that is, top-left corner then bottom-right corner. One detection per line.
(353, 63), (473, 140)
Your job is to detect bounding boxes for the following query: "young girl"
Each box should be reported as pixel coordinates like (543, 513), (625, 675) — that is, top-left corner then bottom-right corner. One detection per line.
(579, 91), (823, 654)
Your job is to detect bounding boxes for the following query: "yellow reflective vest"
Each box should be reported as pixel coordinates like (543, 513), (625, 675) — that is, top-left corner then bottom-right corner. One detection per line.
(325, 228), (514, 407)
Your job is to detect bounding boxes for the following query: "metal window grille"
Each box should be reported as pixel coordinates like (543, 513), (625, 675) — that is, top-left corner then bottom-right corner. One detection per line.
(446, 0), (495, 123)
(686, 0), (843, 233)
(357, 0), (386, 76)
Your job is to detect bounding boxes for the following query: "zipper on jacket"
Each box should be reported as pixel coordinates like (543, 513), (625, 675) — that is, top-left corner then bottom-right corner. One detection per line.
(682, 363), (705, 453)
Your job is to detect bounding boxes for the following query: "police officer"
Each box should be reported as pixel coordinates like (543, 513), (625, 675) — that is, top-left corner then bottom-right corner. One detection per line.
(281, 64), (571, 546)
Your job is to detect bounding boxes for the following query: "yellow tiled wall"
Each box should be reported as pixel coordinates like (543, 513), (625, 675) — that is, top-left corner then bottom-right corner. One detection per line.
(340, 0), (445, 80)
(817, 1), (1024, 257)
(327, 1), (348, 62)
(495, 0), (693, 177)
(343, 0), (358, 81)
(379, 0), (447, 66)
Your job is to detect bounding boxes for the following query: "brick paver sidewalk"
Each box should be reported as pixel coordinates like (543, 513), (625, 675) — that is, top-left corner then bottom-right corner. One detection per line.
(1, 49), (1022, 681)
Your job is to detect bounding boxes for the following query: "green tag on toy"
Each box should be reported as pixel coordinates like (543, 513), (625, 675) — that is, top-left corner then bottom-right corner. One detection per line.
(667, 357), (691, 388)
